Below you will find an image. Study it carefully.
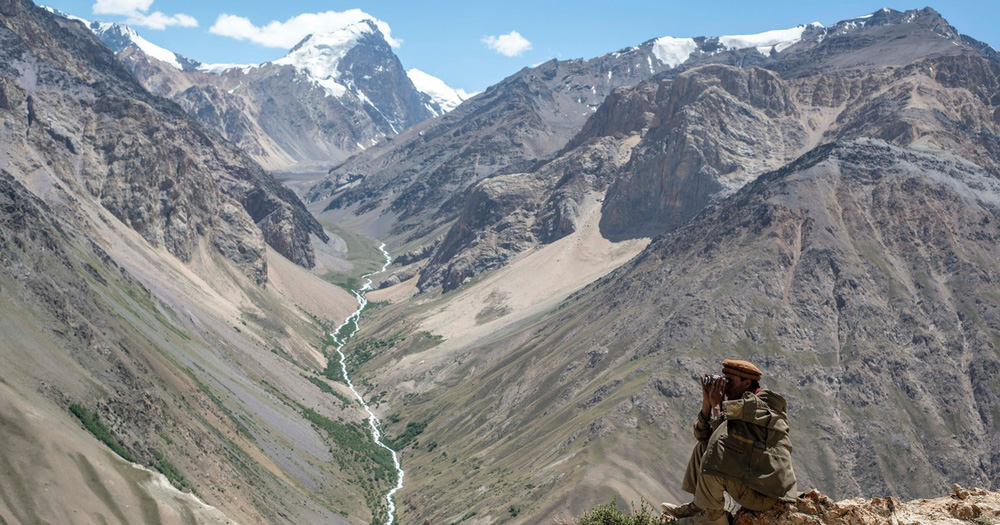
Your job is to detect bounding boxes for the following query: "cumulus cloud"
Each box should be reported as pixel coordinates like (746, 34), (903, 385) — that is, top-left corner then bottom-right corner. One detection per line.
(209, 9), (400, 49)
(482, 30), (532, 57)
(92, 0), (197, 29)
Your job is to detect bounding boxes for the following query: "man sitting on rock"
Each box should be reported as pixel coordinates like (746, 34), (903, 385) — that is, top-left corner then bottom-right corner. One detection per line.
(661, 360), (797, 524)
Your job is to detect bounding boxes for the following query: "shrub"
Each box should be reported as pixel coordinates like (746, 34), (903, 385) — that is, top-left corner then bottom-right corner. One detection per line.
(69, 403), (135, 463)
(574, 500), (658, 525)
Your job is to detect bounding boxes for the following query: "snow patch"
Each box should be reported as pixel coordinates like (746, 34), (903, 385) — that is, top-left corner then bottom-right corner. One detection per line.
(406, 68), (468, 114)
(43, 8), (190, 70)
(718, 23), (821, 54)
(92, 21), (185, 69)
(197, 63), (258, 74)
(650, 36), (698, 68)
(273, 20), (379, 98)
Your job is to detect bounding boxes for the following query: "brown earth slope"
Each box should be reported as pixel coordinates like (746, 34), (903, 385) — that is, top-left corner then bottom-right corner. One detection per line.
(354, 139), (1000, 524)
(0, 2), (402, 523)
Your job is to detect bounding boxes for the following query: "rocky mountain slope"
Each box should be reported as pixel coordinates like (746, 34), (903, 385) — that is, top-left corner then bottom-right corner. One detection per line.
(2, 1), (327, 276)
(304, 20), (825, 244)
(1, 2), (401, 523)
(63, 11), (451, 170)
(413, 7), (1000, 292)
(338, 8), (1000, 523)
(358, 137), (1000, 524)
(5, 2), (1000, 524)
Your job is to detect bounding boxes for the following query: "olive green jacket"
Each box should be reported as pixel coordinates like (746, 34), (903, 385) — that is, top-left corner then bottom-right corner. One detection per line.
(693, 389), (797, 499)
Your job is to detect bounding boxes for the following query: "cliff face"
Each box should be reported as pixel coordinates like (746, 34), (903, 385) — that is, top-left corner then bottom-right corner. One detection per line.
(0, 1), (324, 278)
(600, 53), (1000, 240)
(305, 28), (771, 243)
(412, 7), (1000, 293)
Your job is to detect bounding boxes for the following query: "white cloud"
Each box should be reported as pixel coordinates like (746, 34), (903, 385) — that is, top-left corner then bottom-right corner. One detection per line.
(482, 30), (532, 57)
(92, 0), (197, 29)
(93, 0), (152, 15)
(209, 9), (400, 49)
(128, 12), (197, 30)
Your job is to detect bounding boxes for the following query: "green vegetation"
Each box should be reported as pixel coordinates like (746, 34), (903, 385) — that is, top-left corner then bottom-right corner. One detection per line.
(366, 300), (390, 311)
(152, 449), (192, 492)
(69, 403), (135, 462)
(322, 358), (347, 384)
(301, 374), (352, 407)
(573, 500), (658, 525)
(301, 408), (393, 471)
(418, 330), (443, 341)
(299, 407), (396, 521)
(345, 334), (403, 371)
(384, 421), (427, 450)
(321, 225), (385, 291)
(333, 318), (358, 345)
(509, 505), (520, 517)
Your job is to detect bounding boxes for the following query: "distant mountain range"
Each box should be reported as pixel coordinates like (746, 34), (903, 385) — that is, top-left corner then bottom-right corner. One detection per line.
(45, 6), (467, 170)
(310, 7), (1000, 293)
(303, 13), (917, 267)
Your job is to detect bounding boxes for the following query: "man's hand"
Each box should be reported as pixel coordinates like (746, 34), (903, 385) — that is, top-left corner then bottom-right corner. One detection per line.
(700, 375), (726, 419)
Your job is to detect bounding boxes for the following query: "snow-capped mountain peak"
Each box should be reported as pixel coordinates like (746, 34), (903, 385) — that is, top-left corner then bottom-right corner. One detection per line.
(42, 6), (197, 70)
(407, 69), (470, 114)
(272, 20), (383, 97)
(90, 21), (193, 70)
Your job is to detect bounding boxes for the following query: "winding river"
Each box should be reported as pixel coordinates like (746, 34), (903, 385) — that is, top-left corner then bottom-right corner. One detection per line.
(329, 243), (403, 525)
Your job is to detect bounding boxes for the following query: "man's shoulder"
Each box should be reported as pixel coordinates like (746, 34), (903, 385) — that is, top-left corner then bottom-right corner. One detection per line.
(748, 389), (788, 412)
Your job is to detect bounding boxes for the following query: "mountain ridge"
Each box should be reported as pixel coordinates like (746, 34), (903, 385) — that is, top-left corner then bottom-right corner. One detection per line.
(408, 6), (1000, 292)
(50, 8), (463, 170)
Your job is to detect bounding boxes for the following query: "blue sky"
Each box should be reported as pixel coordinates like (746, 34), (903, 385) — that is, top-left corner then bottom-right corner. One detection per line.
(39, 1), (1000, 93)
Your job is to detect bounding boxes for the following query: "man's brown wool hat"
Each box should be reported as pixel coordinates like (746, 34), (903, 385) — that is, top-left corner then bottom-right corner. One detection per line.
(722, 359), (762, 381)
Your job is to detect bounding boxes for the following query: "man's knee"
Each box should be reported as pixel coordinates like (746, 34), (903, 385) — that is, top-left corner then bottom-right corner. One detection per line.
(681, 441), (711, 494)
(722, 479), (778, 512)
(693, 473), (727, 511)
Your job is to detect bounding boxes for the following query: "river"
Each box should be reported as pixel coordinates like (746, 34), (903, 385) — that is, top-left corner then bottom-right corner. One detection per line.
(329, 243), (403, 525)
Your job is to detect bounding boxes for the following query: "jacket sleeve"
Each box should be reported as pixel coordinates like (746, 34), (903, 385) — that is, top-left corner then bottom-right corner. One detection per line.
(693, 410), (712, 441)
(694, 410), (722, 441)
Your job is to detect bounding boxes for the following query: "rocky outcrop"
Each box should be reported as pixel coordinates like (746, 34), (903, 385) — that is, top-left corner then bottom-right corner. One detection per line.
(0, 1), (324, 280)
(600, 66), (806, 240)
(725, 485), (1000, 524)
(419, 136), (633, 291)
(306, 25), (775, 241)
(767, 7), (975, 77)
(412, 7), (1000, 293)
(601, 7), (1000, 241)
